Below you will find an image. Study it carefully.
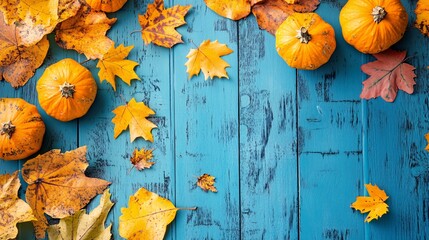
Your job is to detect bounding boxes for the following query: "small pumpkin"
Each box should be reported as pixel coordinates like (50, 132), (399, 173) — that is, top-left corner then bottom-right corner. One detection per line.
(36, 58), (97, 122)
(276, 12), (336, 70)
(339, 0), (408, 54)
(0, 98), (45, 160)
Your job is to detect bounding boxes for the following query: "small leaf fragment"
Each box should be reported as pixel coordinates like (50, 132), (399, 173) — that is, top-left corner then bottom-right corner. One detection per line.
(84, 0), (128, 12)
(130, 148), (155, 170)
(97, 44), (140, 90)
(185, 40), (233, 80)
(204, 0), (251, 20)
(197, 174), (217, 192)
(112, 98), (157, 142)
(351, 184), (389, 222)
(425, 133), (429, 152)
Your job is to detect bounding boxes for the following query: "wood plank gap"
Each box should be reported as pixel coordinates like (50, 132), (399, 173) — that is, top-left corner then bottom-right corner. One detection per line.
(236, 19), (242, 240)
(295, 67), (300, 240)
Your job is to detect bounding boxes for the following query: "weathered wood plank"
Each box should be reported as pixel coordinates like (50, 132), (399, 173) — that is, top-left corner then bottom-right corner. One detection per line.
(172, 1), (240, 239)
(238, 16), (298, 239)
(365, 1), (429, 238)
(298, 1), (365, 239)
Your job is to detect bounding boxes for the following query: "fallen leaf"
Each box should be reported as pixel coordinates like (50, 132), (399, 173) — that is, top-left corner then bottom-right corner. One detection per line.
(138, 0), (191, 48)
(360, 49), (416, 102)
(47, 189), (114, 240)
(119, 187), (196, 240)
(351, 184), (389, 222)
(0, 0), (81, 46)
(22, 146), (110, 239)
(197, 174), (217, 192)
(252, 0), (320, 35)
(97, 44), (140, 91)
(185, 40), (233, 80)
(56, 5), (117, 59)
(0, 171), (35, 240)
(84, 0), (128, 12)
(204, 0), (251, 20)
(130, 148), (155, 170)
(415, 0), (429, 37)
(0, 12), (49, 88)
(112, 98), (157, 142)
(425, 133), (429, 152)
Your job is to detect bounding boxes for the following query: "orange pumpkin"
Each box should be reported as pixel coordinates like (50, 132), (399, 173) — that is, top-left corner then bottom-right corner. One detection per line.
(36, 58), (97, 122)
(276, 12), (336, 70)
(0, 98), (45, 160)
(339, 0), (408, 54)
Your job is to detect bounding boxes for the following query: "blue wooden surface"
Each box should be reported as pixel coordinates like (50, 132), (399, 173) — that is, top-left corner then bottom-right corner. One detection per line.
(1, 0), (429, 239)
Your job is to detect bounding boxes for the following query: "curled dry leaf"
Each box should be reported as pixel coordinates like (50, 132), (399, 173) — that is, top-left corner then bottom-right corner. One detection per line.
(0, 171), (35, 240)
(56, 5), (117, 59)
(84, 0), (128, 12)
(119, 187), (196, 240)
(47, 189), (114, 240)
(360, 49), (416, 102)
(130, 148), (155, 170)
(204, 0), (251, 20)
(97, 44), (140, 91)
(22, 146), (110, 239)
(197, 174), (218, 193)
(185, 40), (233, 80)
(252, 0), (320, 35)
(112, 98), (157, 142)
(351, 184), (389, 222)
(0, 12), (49, 88)
(138, 0), (191, 48)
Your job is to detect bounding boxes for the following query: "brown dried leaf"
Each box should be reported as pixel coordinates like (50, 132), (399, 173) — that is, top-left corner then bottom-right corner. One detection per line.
(197, 174), (217, 192)
(252, 0), (320, 35)
(56, 5), (117, 59)
(22, 146), (110, 239)
(0, 12), (49, 88)
(130, 148), (155, 170)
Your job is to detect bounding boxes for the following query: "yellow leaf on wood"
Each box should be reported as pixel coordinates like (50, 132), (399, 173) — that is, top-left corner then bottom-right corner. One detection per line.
(197, 174), (218, 192)
(416, 0), (429, 37)
(130, 148), (155, 170)
(204, 0), (251, 20)
(97, 44), (140, 91)
(112, 98), (157, 142)
(185, 40), (233, 80)
(47, 189), (114, 240)
(22, 146), (110, 239)
(425, 133), (429, 152)
(0, 171), (35, 240)
(56, 6), (117, 59)
(138, 0), (191, 48)
(351, 184), (389, 222)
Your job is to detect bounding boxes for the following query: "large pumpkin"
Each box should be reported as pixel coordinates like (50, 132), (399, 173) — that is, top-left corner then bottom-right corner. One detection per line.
(276, 12), (336, 70)
(339, 0), (408, 54)
(0, 98), (45, 160)
(37, 58), (97, 122)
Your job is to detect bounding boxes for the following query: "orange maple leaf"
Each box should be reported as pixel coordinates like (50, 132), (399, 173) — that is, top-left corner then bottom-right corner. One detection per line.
(112, 98), (157, 142)
(56, 5), (117, 59)
(351, 184), (389, 222)
(138, 0), (191, 48)
(22, 146), (110, 239)
(204, 0), (251, 20)
(197, 174), (218, 192)
(130, 148), (155, 170)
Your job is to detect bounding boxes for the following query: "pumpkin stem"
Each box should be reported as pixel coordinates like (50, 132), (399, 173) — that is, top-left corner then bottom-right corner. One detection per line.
(60, 82), (75, 98)
(296, 27), (311, 44)
(1, 121), (15, 138)
(372, 6), (387, 23)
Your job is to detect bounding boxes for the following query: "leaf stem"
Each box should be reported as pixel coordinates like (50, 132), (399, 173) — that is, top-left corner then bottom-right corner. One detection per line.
(130, 30), (142, 36)
(80, 59), (92, 64)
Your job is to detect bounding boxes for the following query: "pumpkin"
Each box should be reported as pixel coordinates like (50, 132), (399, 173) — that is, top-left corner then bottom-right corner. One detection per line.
(275, 12), (336, 70)
(36, 58), (97, 122)
(0, 98), (45, 160)
(339, 0), (408, 54)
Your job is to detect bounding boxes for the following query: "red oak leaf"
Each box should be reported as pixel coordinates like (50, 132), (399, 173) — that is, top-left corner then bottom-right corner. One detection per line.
(360, 49), (416, 102)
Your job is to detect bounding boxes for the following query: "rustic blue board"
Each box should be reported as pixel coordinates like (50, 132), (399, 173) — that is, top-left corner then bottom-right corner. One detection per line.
(1, 0), (429, 239)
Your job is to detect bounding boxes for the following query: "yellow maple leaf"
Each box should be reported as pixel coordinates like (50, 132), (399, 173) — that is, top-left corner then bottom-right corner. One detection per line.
(197, 173), (218, 192)
(130, 148), (155, 170)
(119, 187), (196, 240)
(47, 189), (114, 240)
(84, 0), (128, 12)
(204, 0), (251, 20)
(351, 184), (389, 222)
(22, 146), (111, 239)
(112, 98), (157, 142)
(138, 0), (191, 48)
(97, 44), (140, 90)
(185, 40), (233, 80)
(0, 171), (35, 240)
(55, 5), (117, 59)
